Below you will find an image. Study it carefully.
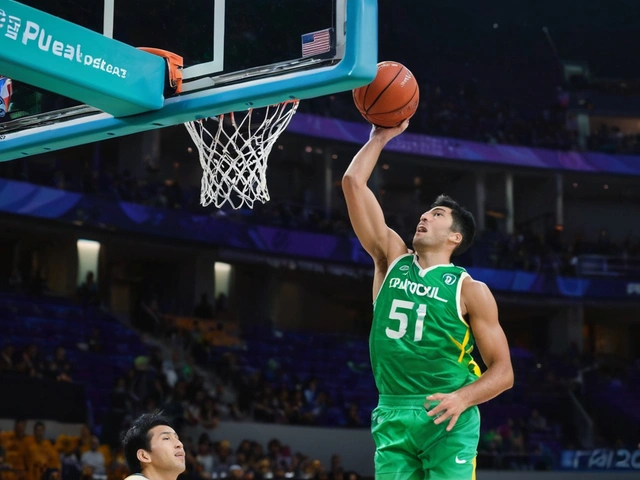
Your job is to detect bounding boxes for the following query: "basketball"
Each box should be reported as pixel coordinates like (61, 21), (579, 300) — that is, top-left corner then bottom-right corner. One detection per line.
(353, 61), (420, 128)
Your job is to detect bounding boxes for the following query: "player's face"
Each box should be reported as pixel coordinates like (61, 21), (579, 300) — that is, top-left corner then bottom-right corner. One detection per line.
(413, 207), (456, 250)
(145, 426), (186, 473)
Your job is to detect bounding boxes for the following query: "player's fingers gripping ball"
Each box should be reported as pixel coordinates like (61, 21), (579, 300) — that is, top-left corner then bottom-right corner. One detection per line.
(353, 61), (420, 128)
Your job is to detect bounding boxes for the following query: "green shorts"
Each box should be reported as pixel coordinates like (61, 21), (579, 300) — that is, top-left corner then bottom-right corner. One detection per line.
(371, 394), (480, 480)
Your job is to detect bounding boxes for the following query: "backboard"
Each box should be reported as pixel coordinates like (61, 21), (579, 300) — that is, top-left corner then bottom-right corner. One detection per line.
(0, 0), (377, 160)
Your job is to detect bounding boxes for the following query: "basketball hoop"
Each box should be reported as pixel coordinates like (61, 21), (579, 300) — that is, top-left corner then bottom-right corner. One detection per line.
(185, 100), (299, 209)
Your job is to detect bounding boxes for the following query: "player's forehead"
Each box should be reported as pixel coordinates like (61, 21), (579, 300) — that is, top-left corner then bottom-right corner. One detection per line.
(421, 206), (452, 217)
(149, 425), (177, 438)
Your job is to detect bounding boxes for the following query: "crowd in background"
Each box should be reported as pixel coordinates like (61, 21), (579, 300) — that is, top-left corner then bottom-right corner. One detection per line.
(301, 82), (578, 152)
(2, 306), (637, 480)
(0, 338), (364, 480)
(0, 153), (638, 281)
(0, 419), (361, 480)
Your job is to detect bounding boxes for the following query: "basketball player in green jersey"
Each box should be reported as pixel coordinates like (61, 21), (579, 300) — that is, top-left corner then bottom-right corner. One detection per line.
(122, 412), (186, 480)
(342, 119), (514, 480)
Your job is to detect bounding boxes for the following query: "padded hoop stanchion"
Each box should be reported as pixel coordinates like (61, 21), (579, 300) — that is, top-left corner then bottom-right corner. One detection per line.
(138, 47), (184, 95)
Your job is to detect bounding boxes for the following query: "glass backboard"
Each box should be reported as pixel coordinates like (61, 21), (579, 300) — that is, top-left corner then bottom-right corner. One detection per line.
(0, 0), (375, 160)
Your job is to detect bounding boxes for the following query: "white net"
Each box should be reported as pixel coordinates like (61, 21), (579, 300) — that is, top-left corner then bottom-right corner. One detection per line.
(184, 100), (299, 209)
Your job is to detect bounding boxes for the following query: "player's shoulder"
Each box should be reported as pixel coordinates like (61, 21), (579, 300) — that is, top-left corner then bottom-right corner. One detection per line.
(461, 275), (494, 300)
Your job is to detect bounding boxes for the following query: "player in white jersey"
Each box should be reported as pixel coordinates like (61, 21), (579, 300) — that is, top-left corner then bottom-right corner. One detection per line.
(122, 412), (185, 480)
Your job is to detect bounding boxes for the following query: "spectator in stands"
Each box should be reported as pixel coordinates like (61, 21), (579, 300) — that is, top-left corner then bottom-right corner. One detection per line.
(496, 417), (527, 454)
(303, 378), (318, 405)
(345, 403), (364, 428)
(266, 439), (290, 472)
(28, 262), (48, 297)
(193, 294), (214, 320)
(328, 454), (342, 478)
(0, 419), (31, 479)
(185, 390), (207, 426)
(80, 436), (106, 477)
(162, 381), (189, 427)
(251, 457), (272, 479)
(102, 378), (135, 448)
(77, 328), (104, 354)
(0, 445), (11, 476)
(46, 346), (72, 382)
(212, 440), (235, 478)
(8, 267), (22, 292)
(195, 434), (214, 477)
(25, 421), (59, 480)
(528, 409), (550, 433)
(77, 272), (99, 307)
(106, 446), (128, 480)
(198, 397), (220, 430)
(74, 425), (93, 455)
(16, 344), (44, 378)
(228, 464), (243, 479)
(0, 344), (15, 374)
(58, 436), (82, 480)
(161, 351), (180, 389)
(253, 388), (276, 423)
(310, 392), (329, 424)
(130, 356), (158, 414)
(214, 294), (228, 314)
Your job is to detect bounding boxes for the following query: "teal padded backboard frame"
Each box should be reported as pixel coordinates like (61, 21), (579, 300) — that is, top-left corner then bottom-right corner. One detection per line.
(0, 0), (377, 161)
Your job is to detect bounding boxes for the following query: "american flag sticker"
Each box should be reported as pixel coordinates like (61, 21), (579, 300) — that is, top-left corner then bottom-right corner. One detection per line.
(301, 28), (334, 58)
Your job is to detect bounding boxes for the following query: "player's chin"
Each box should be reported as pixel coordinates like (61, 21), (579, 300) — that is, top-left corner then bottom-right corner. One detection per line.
(413, 234), (427, 246)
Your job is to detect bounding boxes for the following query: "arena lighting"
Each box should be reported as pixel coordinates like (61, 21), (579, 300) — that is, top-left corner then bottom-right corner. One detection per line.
(76, 239), (101, 285)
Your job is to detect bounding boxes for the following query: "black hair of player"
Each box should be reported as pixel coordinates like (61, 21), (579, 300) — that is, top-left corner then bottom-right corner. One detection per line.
(430, 194), (476, 256)
(122, 411), (174, 473)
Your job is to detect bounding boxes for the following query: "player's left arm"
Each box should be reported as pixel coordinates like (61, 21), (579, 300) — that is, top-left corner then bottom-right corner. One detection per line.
(426, 278), (513, 431)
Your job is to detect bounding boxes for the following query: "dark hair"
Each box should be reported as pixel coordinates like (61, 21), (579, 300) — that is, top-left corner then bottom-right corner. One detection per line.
(430, 194), (475, 256)
(122, 411), (174, 473)
(33, 421), (45, 431)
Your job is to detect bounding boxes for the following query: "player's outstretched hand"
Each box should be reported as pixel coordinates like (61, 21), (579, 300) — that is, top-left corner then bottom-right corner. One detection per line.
(369, 119), (410, 142)
(424, 392), (470, 432)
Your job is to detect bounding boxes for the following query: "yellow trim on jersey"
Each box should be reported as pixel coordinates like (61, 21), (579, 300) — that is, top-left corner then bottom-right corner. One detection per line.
(458, 328), (470, 362)
(448, 328), (475, 364)
(469, 359), (482, 377)
(471, 456), (477, 480)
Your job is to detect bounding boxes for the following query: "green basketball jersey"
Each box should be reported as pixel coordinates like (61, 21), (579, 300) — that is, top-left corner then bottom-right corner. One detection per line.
(371, 253), (481, 395)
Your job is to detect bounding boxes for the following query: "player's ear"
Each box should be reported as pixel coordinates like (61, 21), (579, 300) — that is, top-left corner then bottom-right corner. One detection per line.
(449, 231), (462, 247)
(137, 448), (152, 465)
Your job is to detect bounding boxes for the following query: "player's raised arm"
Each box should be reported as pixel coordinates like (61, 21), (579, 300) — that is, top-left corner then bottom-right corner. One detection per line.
(342, 121), (410, 265)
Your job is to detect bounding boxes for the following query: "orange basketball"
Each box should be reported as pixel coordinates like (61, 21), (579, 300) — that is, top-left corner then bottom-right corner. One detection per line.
(353, 61), (420, 128)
